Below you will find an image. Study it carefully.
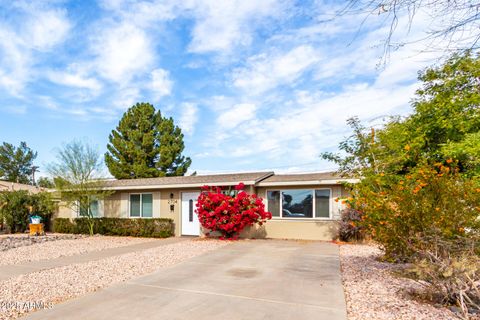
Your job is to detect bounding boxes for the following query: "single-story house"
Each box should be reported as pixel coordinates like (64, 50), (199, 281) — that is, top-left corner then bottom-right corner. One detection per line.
(56, 171), (356, 240)
(0, 180), (47, 194)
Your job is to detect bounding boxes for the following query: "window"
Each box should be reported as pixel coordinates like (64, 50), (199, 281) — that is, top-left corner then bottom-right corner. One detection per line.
(78, 198), (100, 217)
(267, 189), (331, 219)
(267, 191), (280, 217)
(130, 193), (153, 218)
(189, 199), (194, 222)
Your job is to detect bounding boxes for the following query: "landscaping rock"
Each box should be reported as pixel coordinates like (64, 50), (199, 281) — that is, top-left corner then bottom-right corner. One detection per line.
(340, 244), (457, 320)
(0, 234), (83, 252)
(0, 234), (154, 266)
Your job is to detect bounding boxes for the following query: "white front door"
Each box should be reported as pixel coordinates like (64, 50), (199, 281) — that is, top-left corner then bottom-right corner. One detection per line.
(181, 192), (200, 236)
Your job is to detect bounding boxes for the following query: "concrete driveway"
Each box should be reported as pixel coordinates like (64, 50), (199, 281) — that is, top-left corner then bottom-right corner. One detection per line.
(26, 240), (347, 320)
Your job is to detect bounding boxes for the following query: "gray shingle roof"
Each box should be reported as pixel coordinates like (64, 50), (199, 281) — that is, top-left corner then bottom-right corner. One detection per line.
(256, 172), (350, 186)
(103, 172), (274, 189)
(0, 180), (48, 194)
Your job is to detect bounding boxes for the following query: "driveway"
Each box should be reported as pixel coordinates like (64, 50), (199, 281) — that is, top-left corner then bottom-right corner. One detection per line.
(25, 240), (347, 320)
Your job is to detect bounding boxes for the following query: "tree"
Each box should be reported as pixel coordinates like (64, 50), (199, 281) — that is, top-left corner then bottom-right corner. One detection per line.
(105, 102), (191, 179)
(37, 177), (55, 189)
(0, 190), (55, 233)
(48, 140), (113, 235)
(0, 141), (37, 184)
(342, 1), (480, 58)
(323, 52), (480, 177)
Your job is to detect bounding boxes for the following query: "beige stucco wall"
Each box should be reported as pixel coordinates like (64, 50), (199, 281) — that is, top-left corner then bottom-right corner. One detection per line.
(239, 220), (339, 241)
(55, 202), (76, 219)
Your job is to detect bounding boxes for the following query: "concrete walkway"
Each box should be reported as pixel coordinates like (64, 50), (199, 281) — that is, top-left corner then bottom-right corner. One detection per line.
(26, 240), (347, 320)
(0, 237), (187, 281)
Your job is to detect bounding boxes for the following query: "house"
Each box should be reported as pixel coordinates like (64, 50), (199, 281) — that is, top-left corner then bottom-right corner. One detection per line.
(56, 171), (356, 240)
(0, 180), (46, 194)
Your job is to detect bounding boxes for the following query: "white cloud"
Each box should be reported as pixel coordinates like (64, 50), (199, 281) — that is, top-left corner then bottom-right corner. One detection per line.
(178, 102), (199, 135)
(0, 4), (70, 96)
(188, 0), (287, 53)
(46, 67), (102, 92)
(150, 68), (173, 100)
(233, 45), (320, 94)
(27, 8), (71, 51)
(217, 103), (257, 129)
(90, 22), (155, 84)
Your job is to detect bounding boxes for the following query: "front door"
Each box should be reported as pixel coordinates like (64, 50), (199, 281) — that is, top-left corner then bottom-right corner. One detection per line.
(181, 192), (200, 236)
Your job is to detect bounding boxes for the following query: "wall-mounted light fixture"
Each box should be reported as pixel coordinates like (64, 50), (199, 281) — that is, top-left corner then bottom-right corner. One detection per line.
(168, 193), (177, 212)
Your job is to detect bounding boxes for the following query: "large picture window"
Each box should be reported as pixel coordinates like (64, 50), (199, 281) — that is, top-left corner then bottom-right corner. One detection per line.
(130, 193), (153, 218)
(266, 189), (331, 219)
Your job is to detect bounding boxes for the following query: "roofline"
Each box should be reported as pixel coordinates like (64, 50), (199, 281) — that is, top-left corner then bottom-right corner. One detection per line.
(103, 180), (259, 191)
(254, 171), (275, 183)
(257, 179), (360, 187)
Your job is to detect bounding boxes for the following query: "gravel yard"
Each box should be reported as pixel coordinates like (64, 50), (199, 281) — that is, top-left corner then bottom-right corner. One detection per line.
(0, 238), (227, 320)
(0, 234), (156, 266)
(0, 234), (84, 252)
(340, 244), (458, 320)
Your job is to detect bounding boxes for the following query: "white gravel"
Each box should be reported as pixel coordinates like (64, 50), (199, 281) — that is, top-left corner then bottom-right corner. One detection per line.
(0, 239), (227, 320)
(0, 235), (155, 266)
(0, 234), (84, 252)
(340, 244), (458, 320)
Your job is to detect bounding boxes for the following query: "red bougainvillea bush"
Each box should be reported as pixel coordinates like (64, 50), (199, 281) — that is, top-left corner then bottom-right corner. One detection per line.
(196, 183), (272, 239)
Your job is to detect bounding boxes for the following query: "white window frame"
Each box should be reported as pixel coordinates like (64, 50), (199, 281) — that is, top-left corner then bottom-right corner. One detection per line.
(129, 193), (154, 218)
(266, 188), (333, 220)
(76, 198), (101, 218)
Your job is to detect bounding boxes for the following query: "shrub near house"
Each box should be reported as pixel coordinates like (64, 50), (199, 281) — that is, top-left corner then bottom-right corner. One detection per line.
(53, 217), (174, 238)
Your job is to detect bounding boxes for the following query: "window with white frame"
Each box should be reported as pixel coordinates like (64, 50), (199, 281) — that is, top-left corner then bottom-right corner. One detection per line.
(130, 193), (153, 218)
(78, 198), (100, 217)
(267, 189), (331, 219)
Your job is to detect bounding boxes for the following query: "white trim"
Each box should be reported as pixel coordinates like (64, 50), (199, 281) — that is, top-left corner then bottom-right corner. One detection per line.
(103, 181), (258, 191)
(266, 188), (333, 220)
(258, 179), (358, 187)
(128, 192), (154, 218)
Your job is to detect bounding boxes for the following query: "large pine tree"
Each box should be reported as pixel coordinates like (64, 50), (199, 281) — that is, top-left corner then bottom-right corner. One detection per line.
(105, 103), (191, 179)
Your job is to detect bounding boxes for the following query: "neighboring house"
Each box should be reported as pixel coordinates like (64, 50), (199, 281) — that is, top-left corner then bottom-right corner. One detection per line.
(56, 172), (356, 240)
(0, 180), (46, 194)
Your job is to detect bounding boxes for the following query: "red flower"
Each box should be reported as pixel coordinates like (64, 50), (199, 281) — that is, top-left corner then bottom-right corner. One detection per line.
(235, 182), (245, 191)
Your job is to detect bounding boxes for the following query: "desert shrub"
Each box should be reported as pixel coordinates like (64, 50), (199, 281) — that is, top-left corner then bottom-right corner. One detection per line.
(337, 207), (364, 241)
(52, 217), (75, 233)
(53, 217), (174, 238)
(196, 183), (272, 239)
(351, 162), (480, 261)
(0, 191), (55, 233)
(407, 235), (480, 318)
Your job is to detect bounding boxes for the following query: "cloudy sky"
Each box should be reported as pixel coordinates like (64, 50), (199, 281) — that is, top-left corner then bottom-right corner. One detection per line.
(0, 0), (450, 176)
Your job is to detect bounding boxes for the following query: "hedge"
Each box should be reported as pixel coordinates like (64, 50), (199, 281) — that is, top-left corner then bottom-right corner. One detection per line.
(53, 218), (174, 238)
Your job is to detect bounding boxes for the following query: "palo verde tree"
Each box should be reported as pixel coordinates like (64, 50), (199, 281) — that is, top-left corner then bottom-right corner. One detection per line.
(105, 102), (191, 179)
(0, 141), (37, 184)
(48, 140), (113, 235)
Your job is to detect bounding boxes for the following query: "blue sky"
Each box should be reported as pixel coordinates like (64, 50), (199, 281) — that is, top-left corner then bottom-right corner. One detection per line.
(0, 0), (448, 177)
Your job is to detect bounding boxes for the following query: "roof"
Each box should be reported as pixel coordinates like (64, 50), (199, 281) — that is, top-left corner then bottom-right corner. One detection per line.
(103, 172), (274, 190)
(0, 180), (48, 194)
(256, 172), (357, 186)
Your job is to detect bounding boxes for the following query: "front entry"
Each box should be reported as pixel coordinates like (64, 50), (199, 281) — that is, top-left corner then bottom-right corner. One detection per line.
(181, 192), (200, 236)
